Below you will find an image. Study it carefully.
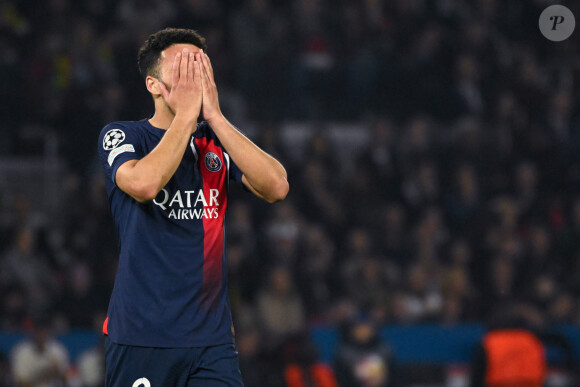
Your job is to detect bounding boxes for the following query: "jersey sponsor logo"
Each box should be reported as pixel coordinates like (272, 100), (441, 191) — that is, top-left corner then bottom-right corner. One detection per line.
(204, 152), (222, 172)
(107, 144), (135, 166)
(153, 188), (220, 220)
(103, 128), (126, 150)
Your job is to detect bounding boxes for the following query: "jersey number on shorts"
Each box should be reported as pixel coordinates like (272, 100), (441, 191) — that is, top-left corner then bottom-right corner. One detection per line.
(132, 378), (151, 387)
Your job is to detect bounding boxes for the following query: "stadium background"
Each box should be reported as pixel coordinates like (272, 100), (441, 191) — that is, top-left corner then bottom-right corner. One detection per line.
(1, 0), (580, 385)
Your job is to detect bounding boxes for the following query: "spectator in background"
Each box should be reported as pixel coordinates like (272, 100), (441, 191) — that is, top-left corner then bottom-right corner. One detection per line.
(333, 316), (396, 387)
(77, 348), (105, 387)
(454, 53), (483, 115)
(256, 266), (306, 349)
(75, 341), (105, 387)
(0, 228), (57, 317)
(356, 118), (399, 200)
(440, 266), (480, 324)
(413, 207), (448, 263)
(397, 118), (435, 178)
(263, 202), (302, 268)
(513, 161), (541, 221)
(236, 328), (270, 387)
(74, 316), (106, 387)
(394, 262), (443, 323)
(283, 334), (338, 387)
(548, 292), (576, 324)
(520, 224), (561, 289)
(443, 239), (475, 284)
(402, 161), (441, 212)
(296, 159), (345, 237)
(481, 257), (518, 318)
(486, 197), (521, 255)
(10, 316), (69, 387)
(470, 304), (547, 387)
(0, 287), (27, 332)
(295, 223), (336, 318)
(376, 204), (409, 267)
(444, 163), (481, 238)
(55, 260), (102, 329)
(342, 256), (392, 323)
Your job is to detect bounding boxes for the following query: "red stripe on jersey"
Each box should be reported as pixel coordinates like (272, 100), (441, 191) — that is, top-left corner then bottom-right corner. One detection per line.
(102, 316), (109, 335)
(195, 136), (227, 309)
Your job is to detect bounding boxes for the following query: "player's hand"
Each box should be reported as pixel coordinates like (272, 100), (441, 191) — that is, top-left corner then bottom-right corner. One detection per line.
(199, 50), (223, 123)
(159, 49), (202, 123)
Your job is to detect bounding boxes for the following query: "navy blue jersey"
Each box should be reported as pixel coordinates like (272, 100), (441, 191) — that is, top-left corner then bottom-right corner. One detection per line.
(98, 119), (243, 348)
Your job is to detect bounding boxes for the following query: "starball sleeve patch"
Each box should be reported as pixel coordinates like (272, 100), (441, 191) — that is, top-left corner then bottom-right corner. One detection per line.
(103, 129), (126, 150)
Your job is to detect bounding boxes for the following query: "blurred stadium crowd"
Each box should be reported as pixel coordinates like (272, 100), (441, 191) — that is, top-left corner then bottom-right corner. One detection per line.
(1, 0), (580, 385)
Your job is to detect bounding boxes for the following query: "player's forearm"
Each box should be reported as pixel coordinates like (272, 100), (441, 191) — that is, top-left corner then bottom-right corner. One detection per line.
(207, 115), (288, 202)
(120, 114), (197, 202)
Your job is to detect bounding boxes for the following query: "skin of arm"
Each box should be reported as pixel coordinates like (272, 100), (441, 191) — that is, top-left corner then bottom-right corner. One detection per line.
(199, 51), (289, 203)
(115, 49), (203, 202)
(207, 115), (289, 203)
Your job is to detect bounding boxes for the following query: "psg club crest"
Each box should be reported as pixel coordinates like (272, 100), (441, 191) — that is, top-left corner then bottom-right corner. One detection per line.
(204, 152), (222, 172)
(103, 129), (126, 150)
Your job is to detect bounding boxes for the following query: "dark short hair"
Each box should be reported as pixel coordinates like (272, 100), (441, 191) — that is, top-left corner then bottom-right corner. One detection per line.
(137, 28), (207, 79)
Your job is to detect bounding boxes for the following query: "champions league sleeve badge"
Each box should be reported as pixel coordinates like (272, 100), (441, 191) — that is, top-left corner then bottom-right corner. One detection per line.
(103, 129), (126, 150)
(108, 144), (135, 166)
(204, 152), (222, 172)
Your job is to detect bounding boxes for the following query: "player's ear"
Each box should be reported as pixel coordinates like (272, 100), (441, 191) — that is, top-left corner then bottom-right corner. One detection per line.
(145, 76), (161, 96)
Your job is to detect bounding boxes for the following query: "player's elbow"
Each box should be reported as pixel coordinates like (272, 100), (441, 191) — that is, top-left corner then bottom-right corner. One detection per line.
(136, 184), (162, 203)
(266, 178), (289, 203)
(133, 190), (157, 203)
(116, 161), (163, 203)
(123, 180), (162, 203)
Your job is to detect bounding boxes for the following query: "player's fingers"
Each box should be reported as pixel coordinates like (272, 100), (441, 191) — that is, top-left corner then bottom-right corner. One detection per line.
(188, 52), (194, 82)
(158, 81), (170, 100)
(198, 53), (212, 89)
(171, 52), (181, 88)
(201, 50), (212, 79)
(203, 52), (214, 81)
(193, 54), (202, 85)
(200, 62), (207, 91)
(179, 48), (189, 82)
(201, 60), (211, 87)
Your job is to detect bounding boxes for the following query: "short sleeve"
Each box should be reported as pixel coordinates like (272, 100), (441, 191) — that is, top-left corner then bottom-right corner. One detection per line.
(98, 123), (144, 187)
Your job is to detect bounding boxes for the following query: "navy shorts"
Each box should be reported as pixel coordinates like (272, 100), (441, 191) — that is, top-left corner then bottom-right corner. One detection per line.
(104, 338), (243, 387)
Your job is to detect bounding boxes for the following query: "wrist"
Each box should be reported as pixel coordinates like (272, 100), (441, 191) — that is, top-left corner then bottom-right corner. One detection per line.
(205, 112), (225, 127)
(172, 113), (199, 133)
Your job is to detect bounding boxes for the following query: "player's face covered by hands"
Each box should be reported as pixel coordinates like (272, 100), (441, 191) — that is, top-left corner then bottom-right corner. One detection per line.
(158, 44), (201, 88)
(155, 43), (203, 119)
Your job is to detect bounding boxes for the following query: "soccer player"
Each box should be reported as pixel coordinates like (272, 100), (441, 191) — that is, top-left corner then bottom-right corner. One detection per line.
(97, 28), (289, 386)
